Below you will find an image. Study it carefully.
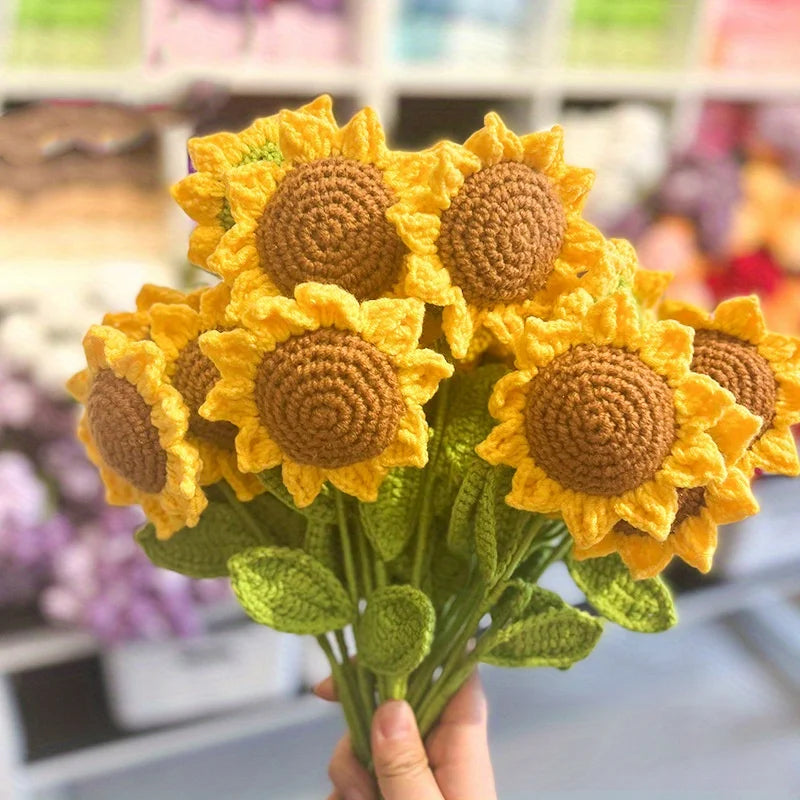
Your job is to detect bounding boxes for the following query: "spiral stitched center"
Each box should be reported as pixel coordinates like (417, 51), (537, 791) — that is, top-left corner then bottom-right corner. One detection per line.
(255, 157), (406, 300)
(254, 329), (405, 469)
(691, 330), (777, 436)
(438, 162), (567, 307)
(172, 339), (238, 450)
(525, 344), (675, 496)
(87, 370), (167, 493)
(616, 486), (707, 537)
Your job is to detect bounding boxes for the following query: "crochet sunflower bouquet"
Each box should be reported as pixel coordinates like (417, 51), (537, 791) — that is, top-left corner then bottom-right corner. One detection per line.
(69, 97), (800, 766)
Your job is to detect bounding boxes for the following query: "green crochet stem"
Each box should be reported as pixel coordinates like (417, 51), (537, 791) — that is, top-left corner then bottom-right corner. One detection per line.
(317, 633), (371, 766)
(411, 377), (452, 587)
(415, 523), (569, 737)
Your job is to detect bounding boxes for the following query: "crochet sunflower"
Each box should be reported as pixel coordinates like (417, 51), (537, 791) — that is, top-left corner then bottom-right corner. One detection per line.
(147, 282), (264, 502)
(67, 326), (206, 538)
(663, 296), (800, 477)
(171, 95), (335, 271)
(391, 112), (611, 359)
(210, 103), (419, 305)
(572, 399), (761, 578)
(476, 290), (760, 548)
(198, 282), (453, 507)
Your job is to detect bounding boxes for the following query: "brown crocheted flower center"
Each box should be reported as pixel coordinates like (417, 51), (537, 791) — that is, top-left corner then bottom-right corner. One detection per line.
(172, 339), (238, 450)
(438, 162), (567, 307)
(87, 370), (167, 494)
(691, 330), (777, 436)
(254, 329), (405, 469)
(616, 486), (707, 537)
(255, 157), (406, 300)
(525, 344), (675, 496)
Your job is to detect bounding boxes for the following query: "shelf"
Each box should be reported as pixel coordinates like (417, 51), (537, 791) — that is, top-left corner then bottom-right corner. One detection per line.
(0, 628), (96, 676)
(18, 693), (334, 792)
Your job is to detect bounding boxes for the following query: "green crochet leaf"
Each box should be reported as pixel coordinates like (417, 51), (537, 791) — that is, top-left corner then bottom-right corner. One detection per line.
(430, 536), (470, 612)
(475, 465), (529, 583)
(304, 520), (344, 582)
(494, 580), (565, 625)
(228, 546), (355, 635)
(440, 364), (508, 490)
(483, 607), (603, 668)
(136, 497), (279, 578)
(566, 552), (678, 633)
(258, 467), (336, 524)
(357, 585), (435, 676)
(447, 460), (490, 558)
(360, 467), (422, 562)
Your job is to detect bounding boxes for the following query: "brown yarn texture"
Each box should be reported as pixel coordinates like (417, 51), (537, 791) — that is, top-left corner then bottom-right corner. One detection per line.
(616, 486), (706, 537)
(255, 157), (406, 300)
(87, 370), (167, 493)
(691, 330), (777, 435)
(254, 329), (405, 469)
(525, 344), (676, 496)
(172, 339), (238, 450)
(438, 162), (567, 306)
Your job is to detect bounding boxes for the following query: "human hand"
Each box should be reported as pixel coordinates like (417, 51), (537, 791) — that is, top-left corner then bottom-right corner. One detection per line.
(317, 672), (497, 800)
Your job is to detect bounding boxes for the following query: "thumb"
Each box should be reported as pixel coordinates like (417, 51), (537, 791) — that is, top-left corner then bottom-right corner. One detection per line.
(371, 700), (444, 800)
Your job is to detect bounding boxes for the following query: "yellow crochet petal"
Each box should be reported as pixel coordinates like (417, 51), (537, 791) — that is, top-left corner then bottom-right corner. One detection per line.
(561, 494), (617, 548)
(670, 512), (716, 573)
(188, 225), (224, 270)
(290, 282), (360, 331)
(235, 421), (283, 474)
(507, 460), (564, 514)
(281, 461), (326, 507)
(708, 403), (761, 466)
(359, 297), (425, 357)
(225, 161), (282, 220)
(170, 172), (224, 223)
(403, 253), (454, 305)
(557, 165), (595, 211)
(584, 290), (642, 348)
(519, 125), (564, 173)
(297, 94), (336, 125)
(776, 373), (800, 421)
(199, 328), (261, 376)
(617, 534), (676, 580)
(713, 295), (766, 344)
(759, 332), (800, 368)
(187, 134), (235, 173)
(442, 295), (476, 361)
(463, 112), (523, 165)
(706, 467), (758, 524)
(659, 300), (709, 329)
(149, 303), (202, 361)
(381, 406), (428, 468)
(634, 269), (673, 312)
(66, 369), (91, 402)
(673, 373), (734, 429)
(208, 224), (260, 280)
(613, 479), (679, 541)
(487, 370), (529, 422)
(396, 350), (453, 405)
(339, 107), (387, 164)
(749, 425), (800, 476)
(475, 419), (529, 468)
(136, 284), (198, 312)
(514, 316), (578, 370)
(638, 320), (694, 378)
(277, 109), (336, 162)
(665, 431), (727, 486)
(328, 460), (387, 503)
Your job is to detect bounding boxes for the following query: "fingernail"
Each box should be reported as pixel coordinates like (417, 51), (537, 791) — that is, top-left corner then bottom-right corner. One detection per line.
(376, 700), (414, 741)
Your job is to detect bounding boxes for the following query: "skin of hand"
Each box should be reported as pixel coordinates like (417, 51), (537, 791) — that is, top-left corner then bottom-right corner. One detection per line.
(316, 672), (498, 800)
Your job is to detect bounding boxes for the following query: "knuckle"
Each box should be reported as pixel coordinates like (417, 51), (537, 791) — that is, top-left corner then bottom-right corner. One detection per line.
(377, 748), (430, 781)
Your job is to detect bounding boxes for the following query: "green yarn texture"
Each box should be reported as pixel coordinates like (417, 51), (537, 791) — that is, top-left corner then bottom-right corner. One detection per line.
(360, 467), (421, 562)
(358, 585), (435, 676)
(567, 552), (677, 632)
(228, 546), (355, 635)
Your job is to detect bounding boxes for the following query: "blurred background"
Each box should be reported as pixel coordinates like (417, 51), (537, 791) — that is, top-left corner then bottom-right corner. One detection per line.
(1, 1), (800, 798)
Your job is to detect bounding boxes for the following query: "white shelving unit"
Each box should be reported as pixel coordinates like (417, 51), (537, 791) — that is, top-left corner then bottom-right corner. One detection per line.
(1, 0), (798, 146)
